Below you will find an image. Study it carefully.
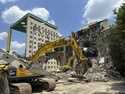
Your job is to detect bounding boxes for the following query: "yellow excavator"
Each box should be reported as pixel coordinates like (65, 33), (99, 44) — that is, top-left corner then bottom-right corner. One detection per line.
(30, 32), (91, 76)
(0, 32), (91, 94)
(0, 51), (56, 94)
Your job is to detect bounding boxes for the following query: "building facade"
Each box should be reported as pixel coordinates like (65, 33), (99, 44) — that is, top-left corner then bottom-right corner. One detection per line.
(76, 19), (111, 63)
(76, 19), (110, 47)
(26, 14), (60, 57)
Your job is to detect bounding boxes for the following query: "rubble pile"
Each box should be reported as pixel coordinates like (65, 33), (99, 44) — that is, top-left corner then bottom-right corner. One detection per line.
(84, 58), (123, 82)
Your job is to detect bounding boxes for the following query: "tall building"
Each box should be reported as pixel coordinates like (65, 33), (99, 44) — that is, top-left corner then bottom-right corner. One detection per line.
(25, 13), (59, 57)
(9, 13), (60, 57)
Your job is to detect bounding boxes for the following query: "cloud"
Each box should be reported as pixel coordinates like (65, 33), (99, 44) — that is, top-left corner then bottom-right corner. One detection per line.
(83, 0), (124, 23)
(1, 6), (26, 24)
(48, 20), (56, 25)
(11, 41), (25, 55)
(0, 32), (8, 40)
(1, 5), (55, 25)
(0, 0), (17, 4)
(31, 8), (50, 21)
(12, 41), (25, 49)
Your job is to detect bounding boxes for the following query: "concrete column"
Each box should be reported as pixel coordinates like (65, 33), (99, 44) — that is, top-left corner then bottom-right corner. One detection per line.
(63, 45), (66, 65)
(6, 28), (12, 53)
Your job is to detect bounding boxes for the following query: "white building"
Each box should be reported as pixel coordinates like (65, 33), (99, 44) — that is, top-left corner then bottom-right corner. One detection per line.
(9, 13), (60, 57)
(25, 13), (60, 57)
(42, 58), (60, 72)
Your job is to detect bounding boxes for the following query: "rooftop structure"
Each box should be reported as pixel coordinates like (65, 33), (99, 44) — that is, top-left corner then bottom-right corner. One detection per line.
(7, 13), (60, 57)
(10, 13), (57, 32)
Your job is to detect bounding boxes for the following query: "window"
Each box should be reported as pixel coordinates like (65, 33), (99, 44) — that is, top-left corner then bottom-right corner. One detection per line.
(29, 50), (31, 53)
(45, 28), (47, 31)
(34, 42), (36, 44)
(34, 37), (36, 39)
(30, 31), (32, 33)
(41, 39), (44, 42)
(38, 43), (41, 48)
(38, 38), (41, 41)
(38, 26), (41, 32)
(30, 26), (33, 29)
(30, 22), (33, 25)
(34, 33), (36, 35)
(30, 36), (32, 38)
(38, 33), (40, 36)
(29, 40), (32, 43)
(33, 25), (37, 31)
(29, 45), (32, 48)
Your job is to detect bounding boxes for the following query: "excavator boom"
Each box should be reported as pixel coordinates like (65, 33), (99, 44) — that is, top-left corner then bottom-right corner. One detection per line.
(30, 33), (86, 64)
(31, 38), (68, 62)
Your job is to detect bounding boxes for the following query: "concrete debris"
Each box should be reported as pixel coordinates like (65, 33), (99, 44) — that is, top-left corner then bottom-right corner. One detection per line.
(33, 81), (125, 94)
(84, 58), (123, 82)
(67, 77), (79, 82)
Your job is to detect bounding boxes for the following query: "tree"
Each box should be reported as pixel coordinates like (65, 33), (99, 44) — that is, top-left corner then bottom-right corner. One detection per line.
(109, 30), (125, 76)
(109, 2), (125, 76)
(115, 2), (125, 30)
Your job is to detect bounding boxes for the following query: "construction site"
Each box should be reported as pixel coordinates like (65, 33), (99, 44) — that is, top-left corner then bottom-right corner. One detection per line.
(0, 2), (125, 94)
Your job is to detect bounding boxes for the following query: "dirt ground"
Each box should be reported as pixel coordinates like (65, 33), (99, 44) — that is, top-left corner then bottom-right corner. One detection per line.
(33, 80), (125, 94)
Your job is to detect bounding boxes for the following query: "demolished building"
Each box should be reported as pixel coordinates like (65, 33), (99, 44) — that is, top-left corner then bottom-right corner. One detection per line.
(76, 19), (110, 63)
(75, 19), (122, 81)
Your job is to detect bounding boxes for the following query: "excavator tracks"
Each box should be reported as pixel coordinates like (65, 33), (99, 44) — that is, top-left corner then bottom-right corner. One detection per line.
(39, 78), (56, 91)
(10, 83), (32, 94)
(9, 76), (56, 94)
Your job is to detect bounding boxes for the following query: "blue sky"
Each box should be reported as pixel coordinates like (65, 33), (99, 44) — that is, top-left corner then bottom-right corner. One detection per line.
(0, 0), (124, 54)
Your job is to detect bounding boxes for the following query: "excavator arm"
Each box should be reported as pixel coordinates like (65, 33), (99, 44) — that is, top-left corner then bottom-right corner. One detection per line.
(70, 33), (87, 62)
(30, 38), (69, 62)
(30, 32), (89, 77)
(31, 32), (86, 63)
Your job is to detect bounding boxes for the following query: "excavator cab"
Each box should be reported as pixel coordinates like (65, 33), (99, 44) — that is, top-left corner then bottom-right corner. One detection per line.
(16, 64), (32, 77)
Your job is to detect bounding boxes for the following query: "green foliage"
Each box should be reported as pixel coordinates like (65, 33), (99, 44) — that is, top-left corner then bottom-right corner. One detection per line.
(109, 30), (125, 76)
(109, 2), (125, 76)
(115, 3), (125, 30)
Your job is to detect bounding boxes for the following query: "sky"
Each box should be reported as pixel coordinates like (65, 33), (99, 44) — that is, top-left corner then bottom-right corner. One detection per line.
(0, 0), (124, 55)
